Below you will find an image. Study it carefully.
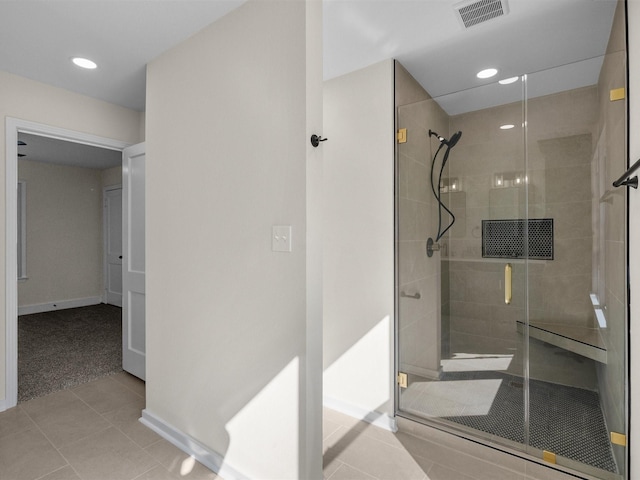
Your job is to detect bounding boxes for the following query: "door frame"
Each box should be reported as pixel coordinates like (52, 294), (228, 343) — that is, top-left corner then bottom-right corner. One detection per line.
(103, 185), (123, 307)
(4, 118), (131, 410)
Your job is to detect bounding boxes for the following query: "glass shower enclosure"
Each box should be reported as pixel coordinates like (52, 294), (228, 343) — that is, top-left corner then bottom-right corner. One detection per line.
(395, 5), (628, 478)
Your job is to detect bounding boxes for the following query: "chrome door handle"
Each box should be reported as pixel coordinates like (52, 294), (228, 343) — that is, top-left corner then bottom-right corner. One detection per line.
(505, 263), (512, 305)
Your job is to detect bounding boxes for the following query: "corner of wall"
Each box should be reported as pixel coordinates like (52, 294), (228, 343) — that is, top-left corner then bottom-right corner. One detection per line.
(139, 111), (146, 142)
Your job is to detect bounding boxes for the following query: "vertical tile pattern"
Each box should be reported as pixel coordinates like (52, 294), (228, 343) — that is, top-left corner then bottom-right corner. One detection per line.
(446, 87), (598, 349)
(396, 65), (449, 384)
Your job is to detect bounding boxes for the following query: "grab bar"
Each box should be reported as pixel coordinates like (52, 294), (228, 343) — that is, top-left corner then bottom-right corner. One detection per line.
(612, 157), (640, 189)
(401, 291), (421, 300)
(505, 263), (512, 305)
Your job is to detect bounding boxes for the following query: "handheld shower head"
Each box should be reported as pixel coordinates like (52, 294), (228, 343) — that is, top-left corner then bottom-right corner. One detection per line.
(447, 131), (462, 149)
(428, 128), (463, 243)
(429, 130), (462, 149)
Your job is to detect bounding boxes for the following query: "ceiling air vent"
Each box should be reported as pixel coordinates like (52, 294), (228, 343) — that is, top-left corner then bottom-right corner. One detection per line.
(454, 0), (509, 29)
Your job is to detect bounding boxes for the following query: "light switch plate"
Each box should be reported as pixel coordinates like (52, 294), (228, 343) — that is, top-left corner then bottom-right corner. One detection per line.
(272, 225), (292, 252)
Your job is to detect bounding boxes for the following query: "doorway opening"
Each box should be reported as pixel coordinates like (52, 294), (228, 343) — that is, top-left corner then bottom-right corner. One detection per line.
(5, 118), (131, 409)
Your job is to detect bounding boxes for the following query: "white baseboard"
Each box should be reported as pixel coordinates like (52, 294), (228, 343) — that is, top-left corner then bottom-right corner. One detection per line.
(0, 398), (7, 413)
(140, 409), (249, 480)
(323, 396), (397, 432)
(18, 296), (103, 316)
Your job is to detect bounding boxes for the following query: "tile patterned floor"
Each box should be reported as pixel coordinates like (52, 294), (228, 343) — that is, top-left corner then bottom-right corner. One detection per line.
(0, 373), (583, 480)
(0, 373), (219, 480)
(323, 409), (580, 480)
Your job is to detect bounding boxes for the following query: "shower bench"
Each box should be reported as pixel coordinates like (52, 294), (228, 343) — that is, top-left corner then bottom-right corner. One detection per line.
(516, 320), (607, 364)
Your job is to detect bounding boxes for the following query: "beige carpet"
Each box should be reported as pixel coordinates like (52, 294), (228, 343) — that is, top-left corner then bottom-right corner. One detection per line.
(18, 304), (123, 402)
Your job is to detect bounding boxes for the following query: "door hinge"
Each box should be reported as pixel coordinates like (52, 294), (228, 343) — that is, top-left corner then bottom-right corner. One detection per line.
(397, 372), (408, 389)
(611, 432), (627, 446)
(610, 87), (625, 102)
(397, 128), (407, 144)
(542, 450), (557, 464)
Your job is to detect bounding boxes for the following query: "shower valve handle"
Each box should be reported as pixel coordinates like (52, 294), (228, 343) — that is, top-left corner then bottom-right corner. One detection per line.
(426, 238), (440, 257)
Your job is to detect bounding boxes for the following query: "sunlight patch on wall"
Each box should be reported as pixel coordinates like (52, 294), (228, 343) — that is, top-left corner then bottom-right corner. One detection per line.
(324, 316), (391, 411)
(225, 357), (300, 479)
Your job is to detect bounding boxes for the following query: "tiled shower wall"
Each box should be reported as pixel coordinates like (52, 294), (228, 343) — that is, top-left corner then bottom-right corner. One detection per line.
(396, 68), (606, 369)
(446, 87), (598, 336)
(444, 99), (527, 359)
(396, 62), (449, 378)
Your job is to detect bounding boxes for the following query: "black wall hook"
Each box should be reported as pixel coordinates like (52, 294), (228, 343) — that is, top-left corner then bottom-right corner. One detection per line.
(311, 134), (328, 147)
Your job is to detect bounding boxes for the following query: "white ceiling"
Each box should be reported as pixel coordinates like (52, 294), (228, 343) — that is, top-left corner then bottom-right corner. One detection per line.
(325, 0), (617, 110)
(1, 0), (619, 165)
(0, 0), (618, 113)
(0, 0), (247, 112)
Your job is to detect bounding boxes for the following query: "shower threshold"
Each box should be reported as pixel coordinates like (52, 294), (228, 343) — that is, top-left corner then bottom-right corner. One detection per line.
(516, 321), (606, 364)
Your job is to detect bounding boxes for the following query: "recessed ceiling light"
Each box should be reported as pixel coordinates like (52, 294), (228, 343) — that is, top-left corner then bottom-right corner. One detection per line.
(499, 76), (519, 85)
(71, 57), (97, 69)
(477, 68), (498, 79)
(500, 124), (515, 130)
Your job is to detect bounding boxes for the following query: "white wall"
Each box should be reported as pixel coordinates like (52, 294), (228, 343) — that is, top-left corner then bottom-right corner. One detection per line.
(627, 0), (640, 473)
(102, 165), (122, 189)
(17, 160), (103, 308)
(144, 1), (322, 478)
(322, 60), (396, 424)
(0, 71), (142, 404)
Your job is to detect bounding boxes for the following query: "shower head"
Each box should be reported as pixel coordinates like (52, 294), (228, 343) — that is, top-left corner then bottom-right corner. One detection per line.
(429, 130), (462, 149)
(447, 131), (462, 149)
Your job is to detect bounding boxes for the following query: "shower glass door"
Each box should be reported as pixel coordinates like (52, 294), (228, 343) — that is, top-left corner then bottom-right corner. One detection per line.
(396, 25), (628, 479)
(396, 78), (528, 455)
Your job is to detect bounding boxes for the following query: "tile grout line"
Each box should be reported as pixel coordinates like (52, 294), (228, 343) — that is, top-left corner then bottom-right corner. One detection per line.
(323, 459), (345, 480)
(72, 376), (145, 419)
(402, 430), (532, 480)
(338, 461), (382, 480)
(14, 375), (150, 480)
(79, 374), (170, 458)
(130, 464), (166, 480)
(32, 464), (78, 480)
(20, 403), (86, 480)
(69, 385), (165, 476)
(109, 372), (147, 399)
(86, 379), (158, 451)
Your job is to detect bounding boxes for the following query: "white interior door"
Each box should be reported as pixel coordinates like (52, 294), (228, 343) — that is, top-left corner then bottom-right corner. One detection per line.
(105, 187), (123, 307)
(122, 143), (146, 380)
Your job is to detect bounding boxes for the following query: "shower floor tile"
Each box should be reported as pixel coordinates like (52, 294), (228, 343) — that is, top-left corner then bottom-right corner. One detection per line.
(400, 371), (618, 474)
